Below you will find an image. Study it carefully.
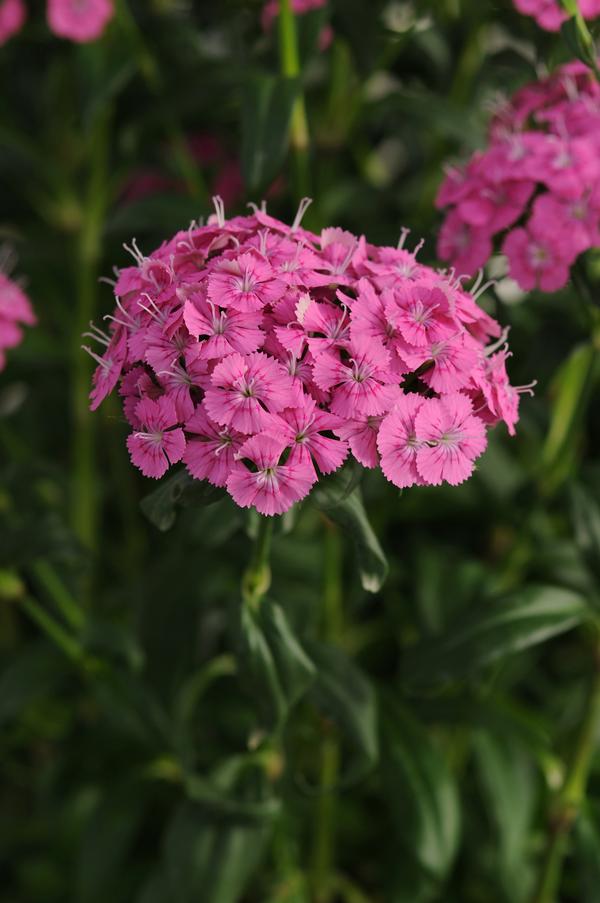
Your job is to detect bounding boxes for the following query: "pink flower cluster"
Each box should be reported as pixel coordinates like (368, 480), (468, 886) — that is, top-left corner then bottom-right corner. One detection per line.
(513, 0), (600, 31)
(86, 199), (525, 516)
(437, 62), (600, 293)
(0, 0), (113, 45)
(0, 252), (36, 372)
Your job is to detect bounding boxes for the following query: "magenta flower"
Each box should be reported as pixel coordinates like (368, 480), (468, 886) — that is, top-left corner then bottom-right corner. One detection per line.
(513, 0), (600, 31)
(414, 394), (487, 486)
(267, 395), (348, 478)
(0, 0), (26, 45)
(47, 0), (113, 42)
(88, 198), (524, 513)
(204, 351), (294, 433)
(126, 396), (186, 479)
(183, 404), (245, 488)
(208, 252), (285, 313)
(437, 62), (600, 293)
(0, 263), (36, 372)
(377, 394), (427, 489)
(227, 434), (316, 516)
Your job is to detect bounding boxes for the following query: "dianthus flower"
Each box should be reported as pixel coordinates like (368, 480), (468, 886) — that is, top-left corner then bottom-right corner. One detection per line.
(47, 0), (113, 43)
(436, 62), (600, 293)
(0, 0), (26, 46)
(0, 250), (36, 372)
(513, 0), (600, 31)
(87, 197), (527, 515)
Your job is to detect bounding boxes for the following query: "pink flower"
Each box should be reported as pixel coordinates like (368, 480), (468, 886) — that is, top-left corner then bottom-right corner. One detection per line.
(437, 62), (600, 292)
(377, 394), (427, 488)
(47, 0), (114, 42)
(513, 0), (600, 30)
(88, 198), (524, 510)
(0, 0), (26, 45)
(414, 394), (487, 486)
(266, 395), (348, 478)
(0, 265), (36, 372)
(204, 351), (295, 433)
(183, 404), (245, 487)
(227, 434), (316, 516)
(502, 224), (573, 292)
(126, 396), (185, 479)
(208, 252), (285, 313)
(437, 210), (493, 276)
(312, 339), (395, 417)
(183, 294), (264, 360)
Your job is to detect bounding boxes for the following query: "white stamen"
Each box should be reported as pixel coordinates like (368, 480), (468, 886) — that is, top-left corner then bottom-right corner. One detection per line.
(212, 195), (226, 228)
(123, 237), (145, 266)
(82, 345), (111, 369)
(291, 197), (313, 232)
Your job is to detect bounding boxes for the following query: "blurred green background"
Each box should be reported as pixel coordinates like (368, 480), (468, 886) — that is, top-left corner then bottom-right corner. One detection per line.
(2, 1), (600, 901)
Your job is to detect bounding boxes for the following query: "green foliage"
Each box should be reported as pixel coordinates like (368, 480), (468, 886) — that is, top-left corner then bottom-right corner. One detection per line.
(3, 1), (600, 902)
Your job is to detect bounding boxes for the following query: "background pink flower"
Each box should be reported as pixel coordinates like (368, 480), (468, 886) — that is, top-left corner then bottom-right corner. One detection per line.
(0, 0), (26, 45)
(47, 0), (113, 43)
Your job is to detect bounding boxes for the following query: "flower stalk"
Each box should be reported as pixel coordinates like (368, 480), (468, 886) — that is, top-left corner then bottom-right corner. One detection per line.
(530, 630), (600, 903)
(310, 522), (343, 902)
(278, 0), (311, 200)
(242, 516), (273, 608)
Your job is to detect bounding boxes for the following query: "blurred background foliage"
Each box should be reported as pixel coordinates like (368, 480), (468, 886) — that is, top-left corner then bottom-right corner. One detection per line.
(2, 1), (600, 901)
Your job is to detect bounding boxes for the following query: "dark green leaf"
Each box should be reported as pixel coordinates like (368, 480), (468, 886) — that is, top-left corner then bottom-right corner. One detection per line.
(311, 470), (388, 592)
(473, 730), (537, 902)
(575, 803), (600, 903)
(162, 800), (271, 903)
(77, 787), (146, 903)
(241, 73), (299, 192)
(305, 640), (378, 784)
(0, 641), (65, 726)
(238, 598), (316, 729)
(381, 697), (461, 880)
(140, 469), (225, 532)
(571, 484), (600, 587)
(404, 586), (589, 689)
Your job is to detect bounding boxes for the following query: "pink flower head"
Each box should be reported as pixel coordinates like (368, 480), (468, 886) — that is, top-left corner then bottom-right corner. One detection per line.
(126, 396), (186, 479)
(227, 434), (316, 516)
(88, 197), (524, 511)
(208, 251), (285, 313)
(183, 404), (245, 487)
(266, 394), (348, 478)
(377, 393), (427, 489)
(0, 0), (26, 45)
(0, 259), (36, 372)
(437, 62), (600, 292)
(513, 0), (600, 31)
(414, 393), (487, 486)
(204, 351), (295, 433)
(47, 0), (114, 42)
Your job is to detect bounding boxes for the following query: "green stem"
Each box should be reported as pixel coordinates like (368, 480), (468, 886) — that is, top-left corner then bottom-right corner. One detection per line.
(278, 0), (311, 200)
(530, 633), (600, 903)
(72, 110), (110, 555)
(310, 524), (343, 903)
(560, 0), (600, 82)
(242, 517), (273, 608)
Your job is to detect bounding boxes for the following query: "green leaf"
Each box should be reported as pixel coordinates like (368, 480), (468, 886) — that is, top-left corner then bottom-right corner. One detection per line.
(560, 15), (600, 76)
(571, 484), (600, 587)
(311, 469), (388, 592)
(381, 697), (461, 880)
(575, 803), (600, 903)
(161, 800), (271, 903)
(140, 469), (225, 532)
(0, 641), (65, 726)
(541, 342), (600, 493)
(77, 787), (146, 903)
(403, 586), (589, 689)
(473, 730), (537, 902)
(304, 640), (378, 784)
(238, 598), (316, 729)
(241, 73), (299, 192)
